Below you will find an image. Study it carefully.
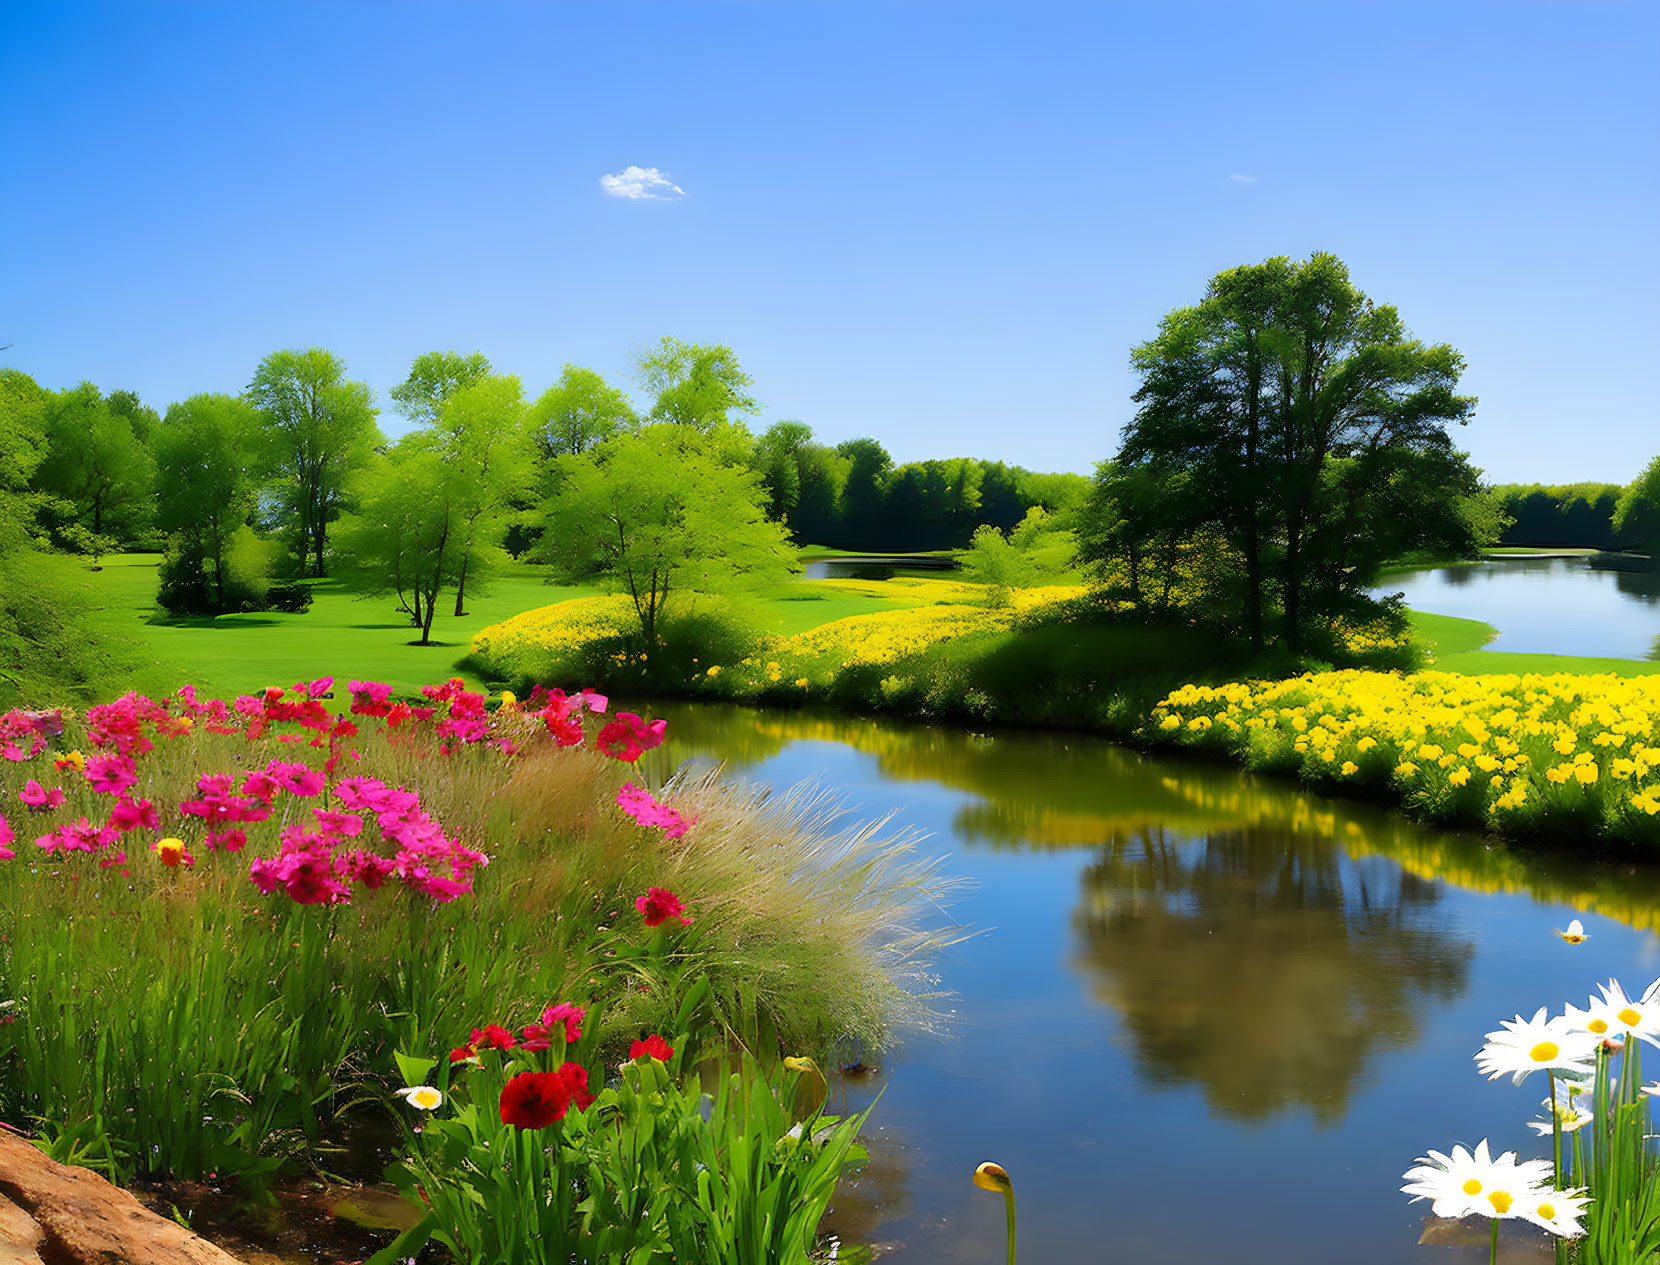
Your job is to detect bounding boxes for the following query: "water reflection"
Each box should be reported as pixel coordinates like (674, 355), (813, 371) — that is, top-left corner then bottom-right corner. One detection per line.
(640, 697), (1660, 1261)
(649, 699), (1660, 935)
(1073, 825), (1470, 1125)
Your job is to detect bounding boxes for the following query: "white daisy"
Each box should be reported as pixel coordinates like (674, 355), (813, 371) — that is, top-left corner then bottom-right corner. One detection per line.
(1402, 1139), (1552, 1218)
(1515, 1185), (1590, 1238)
(395, 1085), (444, 1110)
(1475, 1008), (1598, 1085)
(1527, 1086), (1593, 1135)
(1555, 919), (1590, 945)
(1576, 979), (1660, 1049)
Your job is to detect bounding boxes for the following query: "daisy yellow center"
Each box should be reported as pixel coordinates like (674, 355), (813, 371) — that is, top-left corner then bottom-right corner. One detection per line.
(1530, 1041), (1560, 1062)
(1619, 1007), (1642, 1027)
(1589, 1019), (1609, 1034)
(1462, 1178), (1482, 1196)
(1538, 1202), (1555, 1219)
(1487, 1190), (1513, 1215)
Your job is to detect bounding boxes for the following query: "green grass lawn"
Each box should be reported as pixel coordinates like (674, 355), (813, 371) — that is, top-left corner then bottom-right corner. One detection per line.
(89, 555), (604, 700)
(1407, 609), (1660, 677)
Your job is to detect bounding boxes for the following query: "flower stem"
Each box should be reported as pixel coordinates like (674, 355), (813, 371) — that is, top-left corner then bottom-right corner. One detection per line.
(1003, 1189), (1017, 1265)
(1489, 1214), (1498, 1265)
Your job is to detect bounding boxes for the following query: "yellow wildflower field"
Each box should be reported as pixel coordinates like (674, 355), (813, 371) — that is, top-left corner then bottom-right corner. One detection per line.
(1150, 671), (1660, 847)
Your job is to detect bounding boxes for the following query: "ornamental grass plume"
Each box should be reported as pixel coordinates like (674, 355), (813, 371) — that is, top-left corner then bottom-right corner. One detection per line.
(972, 1161), (1017, 1265)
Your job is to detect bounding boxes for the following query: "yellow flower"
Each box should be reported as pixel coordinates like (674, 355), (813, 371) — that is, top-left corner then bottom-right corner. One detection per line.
(973, 1162), (1013, 1193)
(1448, 766), (1471, 788)
(706, 665), (722, 677)
(1340, 761), (1359, 776)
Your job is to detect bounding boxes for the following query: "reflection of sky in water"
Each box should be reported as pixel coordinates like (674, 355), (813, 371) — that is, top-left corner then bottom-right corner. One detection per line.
(1375, 558), (1659, 660)
(647, 701), (1660, 1262)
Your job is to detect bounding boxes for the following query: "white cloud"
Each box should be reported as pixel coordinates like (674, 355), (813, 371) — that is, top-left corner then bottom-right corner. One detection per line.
(1228, 172), (1259, 184)
(599, 166), (686, 200)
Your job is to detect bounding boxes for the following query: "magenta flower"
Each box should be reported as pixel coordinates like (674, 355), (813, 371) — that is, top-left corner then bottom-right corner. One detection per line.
(313, 808), (364, 839)
(108, 796), (159, 834)
(264, 760), (325, 797)
(0, 813), (14, 859)
(597, 713), (668, 762)
(84, 754), (137, 796)
(636, 886), (692, 927)
(616, 783), (694, 840)
(19, 779), (65, 811)
(540, 1002), (586, 1044)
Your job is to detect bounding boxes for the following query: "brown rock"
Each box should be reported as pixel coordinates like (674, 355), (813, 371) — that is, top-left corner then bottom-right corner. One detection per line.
(0, 1129), (246, 1265)
(0, 1187), (46, 1265)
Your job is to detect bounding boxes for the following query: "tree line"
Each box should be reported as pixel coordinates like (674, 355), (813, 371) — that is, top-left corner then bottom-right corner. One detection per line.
(0, 337), (1083, 643)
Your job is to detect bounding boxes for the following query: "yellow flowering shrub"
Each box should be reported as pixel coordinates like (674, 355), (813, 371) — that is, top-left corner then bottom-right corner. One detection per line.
(1149, 671), (1660, 847)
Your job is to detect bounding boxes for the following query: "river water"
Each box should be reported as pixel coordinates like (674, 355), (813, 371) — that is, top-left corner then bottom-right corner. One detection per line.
(644, 700), (1660, 1263)
(1377, 557), (1659, 660)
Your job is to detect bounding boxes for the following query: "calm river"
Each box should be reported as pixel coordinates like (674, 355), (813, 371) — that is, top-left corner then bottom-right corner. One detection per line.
(644, 700), (1660, 1263)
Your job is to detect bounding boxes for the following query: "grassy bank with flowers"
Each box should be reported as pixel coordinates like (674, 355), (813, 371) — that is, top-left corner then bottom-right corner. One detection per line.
(0, 676), (953, 1260)
(468, 580), (1411, 737)
(1145, 672), (1660, 851)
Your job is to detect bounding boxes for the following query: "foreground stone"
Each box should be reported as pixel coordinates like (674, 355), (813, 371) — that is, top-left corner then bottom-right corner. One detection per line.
(0, 1128), (246, 1265)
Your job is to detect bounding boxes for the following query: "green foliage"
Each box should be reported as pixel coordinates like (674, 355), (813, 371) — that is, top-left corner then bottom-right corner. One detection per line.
(390, 1043), (867, 1265)
(634, 335), (760, 435)
(1101, 251), (1483, 651)
(528, 363), (637, 458)
(0, 549), (167, 706)
(534, 428), (797, 644)
(337, 373), (529, 640)
(34, 381), (155, 544)
(0, 368), (49, 550)
(247, 347), (382, 577)
(1613, 456), (1660, 555)
(153, 393), (267, 614)
(1491, 481), (1629, 549)
(387, 349), (492, 426)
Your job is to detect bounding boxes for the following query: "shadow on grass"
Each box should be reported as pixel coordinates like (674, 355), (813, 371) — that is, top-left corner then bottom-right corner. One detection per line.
(146, 615), (287, 629)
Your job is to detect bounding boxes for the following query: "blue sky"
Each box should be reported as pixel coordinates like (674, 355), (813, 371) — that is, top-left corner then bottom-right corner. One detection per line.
(2, 1), (1655, 483)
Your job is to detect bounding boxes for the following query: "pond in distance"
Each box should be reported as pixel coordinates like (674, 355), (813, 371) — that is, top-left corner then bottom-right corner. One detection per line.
(1377, 557), (1658, 660)
(640, 699), (1660, 1263)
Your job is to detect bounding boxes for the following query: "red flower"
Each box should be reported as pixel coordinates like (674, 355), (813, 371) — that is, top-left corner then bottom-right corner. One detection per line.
(519, 1023), (552, 1052)
(499, 1070), (569, 1128)
(448, 1045), (476, 1063)
(557, 1061), (595, 1111)
(636, 887), (691, 928)
(469, 1024), (517, 1051)
(630, 1034), (673, 1062)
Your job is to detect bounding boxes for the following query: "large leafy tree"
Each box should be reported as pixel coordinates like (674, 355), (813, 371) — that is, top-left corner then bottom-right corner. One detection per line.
(633, 337), (759, 464)
(534, 427), (795, 644)
(153, 393), (266, 612)
(34, 381), (155, 546)
(750, 419), (813, 522)
(0, 368), (49, 550)
(247, 348), (381, 577)
(528, 365), (637, 459)
(388, 350), (493, 427)
(338, 373), (529, 640)
(1106, 253), (1485, 650)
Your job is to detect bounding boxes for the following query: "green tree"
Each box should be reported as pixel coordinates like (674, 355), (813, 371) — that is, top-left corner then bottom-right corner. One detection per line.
(388, 350), (493, 426)
(835, 437), (891, 549)
(104, 389), (161, 445)
(153, 393), (266, 612)
(248, 348), (382, 576)
(338, 374), (529, 640)
(0, 368), (49, 549)
(1112, 253), (1479, 650)
(1614, 456), (1660, 557)
(750, 420), (814, 521)
(528, 365), (637, 459)
(633, 337), (760, 462)
(34, 382), (155, 544)
(534, 428), (795, 645)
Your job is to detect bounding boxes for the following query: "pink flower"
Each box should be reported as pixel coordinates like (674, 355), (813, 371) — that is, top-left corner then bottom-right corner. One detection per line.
(636, 886), (692, 928)
(348, 680), (393, 717)
(265, 761), (325, 797)
(240, 771), (281, 803)
(597, 713), (668, 763)
(84, 754), (137, 797)
(540, 1003), (586, 1044)
(616, 783), (694, 840)
(19, 779), (64, 811)
(0, 813), (13, 859)
(312, 808), (364, 839)
(108, 796), (158, 834)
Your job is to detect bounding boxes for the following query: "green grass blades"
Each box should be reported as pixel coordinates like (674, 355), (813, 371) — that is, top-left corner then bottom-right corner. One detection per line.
(387, 1040), (869, 1263)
